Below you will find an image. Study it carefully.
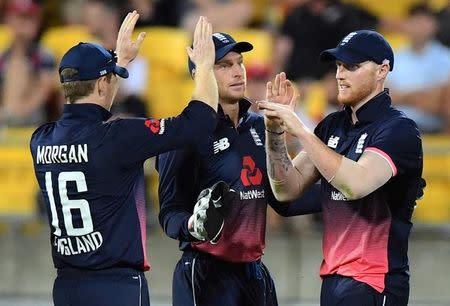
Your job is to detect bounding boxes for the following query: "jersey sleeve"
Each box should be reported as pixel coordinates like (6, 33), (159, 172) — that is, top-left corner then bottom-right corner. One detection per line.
(110, 100), (216, 165)
(156, 147), (200, 243)
(364, 118), (422, 176)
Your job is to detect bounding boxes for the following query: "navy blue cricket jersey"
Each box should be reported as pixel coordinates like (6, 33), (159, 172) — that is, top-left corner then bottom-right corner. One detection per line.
(30, 101), (216, 271)
(157, 99), (321, 263)
(314, 90), (423, 293)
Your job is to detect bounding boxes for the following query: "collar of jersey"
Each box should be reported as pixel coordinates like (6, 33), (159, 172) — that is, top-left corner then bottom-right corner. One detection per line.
(61, 103), (112, 122)
(344, 89), (391, 125)
(217, 98), (252, 120)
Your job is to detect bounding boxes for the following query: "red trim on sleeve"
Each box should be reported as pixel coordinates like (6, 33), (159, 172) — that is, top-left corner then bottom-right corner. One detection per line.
(365, 147), (397, 176)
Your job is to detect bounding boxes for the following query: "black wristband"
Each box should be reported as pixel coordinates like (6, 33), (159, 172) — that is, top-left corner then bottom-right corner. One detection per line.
(265, 129), (284, 135)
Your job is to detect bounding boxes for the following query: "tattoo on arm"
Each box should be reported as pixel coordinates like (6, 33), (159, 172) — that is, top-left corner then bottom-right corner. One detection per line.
(267, 134), (293, 178)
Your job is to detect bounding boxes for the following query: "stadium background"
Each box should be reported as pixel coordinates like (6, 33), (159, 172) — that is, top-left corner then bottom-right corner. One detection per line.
(0, 0), (449, 305)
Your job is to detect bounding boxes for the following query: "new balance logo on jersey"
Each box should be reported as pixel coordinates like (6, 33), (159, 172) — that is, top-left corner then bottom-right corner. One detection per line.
(355, 133), (368, 153)
(213, 138), (230, 154)
(250, 128), (263, 146)
(327, 135), (340, 149)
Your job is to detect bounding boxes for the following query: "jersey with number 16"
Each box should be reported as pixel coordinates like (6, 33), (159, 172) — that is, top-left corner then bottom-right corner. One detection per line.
(30, 102), (216, 271)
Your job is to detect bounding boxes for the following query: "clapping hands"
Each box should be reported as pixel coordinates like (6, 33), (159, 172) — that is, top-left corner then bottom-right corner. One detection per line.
(258, 72), (306, 137)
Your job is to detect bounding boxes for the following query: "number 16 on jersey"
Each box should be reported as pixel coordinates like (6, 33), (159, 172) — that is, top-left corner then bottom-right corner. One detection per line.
(45, 171), (103, 256)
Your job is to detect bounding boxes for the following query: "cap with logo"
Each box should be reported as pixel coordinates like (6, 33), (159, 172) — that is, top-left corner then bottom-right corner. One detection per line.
(188, 32), (253, 75)
(59, 42), (129, 83)
(320, 30), (394, 71)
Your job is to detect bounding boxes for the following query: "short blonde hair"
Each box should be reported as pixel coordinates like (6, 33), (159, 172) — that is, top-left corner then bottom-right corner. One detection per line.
(60, 68), (112, 103)
(60, 68), (97, 103)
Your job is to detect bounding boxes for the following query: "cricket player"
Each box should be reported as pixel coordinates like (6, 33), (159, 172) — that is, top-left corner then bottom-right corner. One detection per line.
(156, 32), (322, 306)
(30, 14), (218, 306)
(259, 30), (424, 306)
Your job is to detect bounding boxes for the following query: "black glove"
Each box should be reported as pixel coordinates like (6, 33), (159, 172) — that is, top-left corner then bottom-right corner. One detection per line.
(188, 181), (236, 244)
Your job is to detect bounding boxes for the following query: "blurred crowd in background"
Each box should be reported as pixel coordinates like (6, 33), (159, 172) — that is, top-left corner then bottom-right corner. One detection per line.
(0, 0), (449, 235)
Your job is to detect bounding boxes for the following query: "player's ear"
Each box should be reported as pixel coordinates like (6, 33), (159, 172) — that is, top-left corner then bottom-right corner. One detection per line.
(377, 61), (389, 81)
(96, 76), (108, 97)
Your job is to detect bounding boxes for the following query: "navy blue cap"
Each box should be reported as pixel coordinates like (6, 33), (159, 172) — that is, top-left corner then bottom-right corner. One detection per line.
(59, 42), (129, 83)
(320, 30), (394, 71)
(188, 32), (253, 75)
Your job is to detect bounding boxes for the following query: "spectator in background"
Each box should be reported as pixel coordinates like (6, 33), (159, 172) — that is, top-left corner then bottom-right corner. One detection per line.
(181, 0), (254, 31)
(274, 0), (378, 83)
(60, 0), (85, 25)
(121, 0), (185, 27)
(433, 2), (450, 133)
(273, 0), (415, 116)
(0, 0), (7, 21)
(0, 0), (56, 127)
(388, 4), (450, 133)
(435, 1), (450, 48)
(83, 0), (149, 118)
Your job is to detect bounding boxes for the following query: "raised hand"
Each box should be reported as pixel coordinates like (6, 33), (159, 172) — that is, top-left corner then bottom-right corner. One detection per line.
(186, 16), (215, 71)
(262, 72), (297, 132)
(258, 97), (306, 137)
(116, 11), (146, 66)
(187, 16), (218, 111)
(266, 72), (295, 107)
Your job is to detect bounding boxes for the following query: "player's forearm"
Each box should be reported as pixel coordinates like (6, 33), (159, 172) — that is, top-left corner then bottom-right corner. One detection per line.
(266, 131), (303, 201)
(192, 65), (218, 111)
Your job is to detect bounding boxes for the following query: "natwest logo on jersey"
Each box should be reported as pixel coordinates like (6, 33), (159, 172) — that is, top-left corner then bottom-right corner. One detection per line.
(240, 156), (265, 200)
(240, 155), (262, 186)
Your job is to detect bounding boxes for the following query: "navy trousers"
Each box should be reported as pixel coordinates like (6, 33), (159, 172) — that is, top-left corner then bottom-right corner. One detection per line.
(172, 250), (278, 306)
(53, 267), (150, 306)
(320, 274), (408, 306)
